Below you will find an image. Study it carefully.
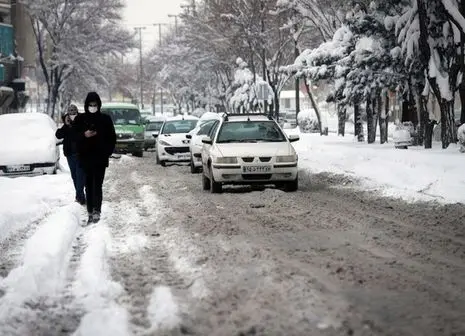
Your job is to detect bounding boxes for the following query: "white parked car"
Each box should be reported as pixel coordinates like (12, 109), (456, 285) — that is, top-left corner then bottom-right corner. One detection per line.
(393, 121), (414, 149)
(155, 115), (199, 166)
(201, 113), (300, 193)
(144, 115), (165, 151)
(0, 112), (60, 176)
(186, 112), (222, 173)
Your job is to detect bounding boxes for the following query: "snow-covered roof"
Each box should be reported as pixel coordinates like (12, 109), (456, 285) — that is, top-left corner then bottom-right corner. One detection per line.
(165, 114), (199, 121)
(101, 102), (139, 110)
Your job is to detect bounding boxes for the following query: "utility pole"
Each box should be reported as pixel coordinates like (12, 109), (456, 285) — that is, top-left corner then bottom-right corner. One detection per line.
(294, 23), (300, 125)
(134, 26), (146, 109)
(153, 23), (168, 114)
(168, 14), (179, 34)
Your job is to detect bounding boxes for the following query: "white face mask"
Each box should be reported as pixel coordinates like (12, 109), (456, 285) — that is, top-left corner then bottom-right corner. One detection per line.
(88, 106), (98, 113)
(69, 114), (77, 121)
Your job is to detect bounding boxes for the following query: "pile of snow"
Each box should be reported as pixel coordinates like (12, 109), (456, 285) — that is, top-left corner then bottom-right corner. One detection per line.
(293, 133), (465, 203)
(0, 172), (74, 242)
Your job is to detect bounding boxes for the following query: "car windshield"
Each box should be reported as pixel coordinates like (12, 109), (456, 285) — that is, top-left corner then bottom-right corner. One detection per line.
(216, 121), (286, 143)
(161, 120), (198, 134)
(102, 109), (141, 125)
(146, 122), (163, 131)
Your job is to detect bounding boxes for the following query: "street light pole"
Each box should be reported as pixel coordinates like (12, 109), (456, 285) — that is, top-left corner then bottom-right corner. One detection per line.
(134, 26), (146, 109)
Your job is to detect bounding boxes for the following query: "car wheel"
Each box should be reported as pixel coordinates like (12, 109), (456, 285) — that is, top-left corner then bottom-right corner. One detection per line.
(160, 160), (166, 167)
(133, 151), (143, 157)
(156, 153), (160, 164)
(209, 164), (222, 193)
(284, 177), (298, 192)
(202, 173), (210, 190)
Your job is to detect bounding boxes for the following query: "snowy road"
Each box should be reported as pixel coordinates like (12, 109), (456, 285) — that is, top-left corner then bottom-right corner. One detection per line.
(0, 152), (465, 336)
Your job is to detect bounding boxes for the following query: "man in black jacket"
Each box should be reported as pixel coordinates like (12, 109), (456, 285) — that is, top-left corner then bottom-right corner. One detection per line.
(74, 92), (116, 224)
(56, 104), (86, 205)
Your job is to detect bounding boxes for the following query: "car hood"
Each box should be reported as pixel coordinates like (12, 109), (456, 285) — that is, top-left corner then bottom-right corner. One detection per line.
(216, 142), (294, 157)
(158, 133), (191, 147)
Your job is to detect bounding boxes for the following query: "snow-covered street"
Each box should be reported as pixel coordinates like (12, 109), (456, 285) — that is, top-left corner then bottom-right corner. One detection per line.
(0, 138), (464, 336)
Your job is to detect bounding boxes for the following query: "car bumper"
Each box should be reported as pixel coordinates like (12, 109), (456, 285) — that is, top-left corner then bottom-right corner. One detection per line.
(0, 162), (56, 176)
(159, 146), (191, 162)
(210, 163), (298, 184)
(115, 140), (144, 153)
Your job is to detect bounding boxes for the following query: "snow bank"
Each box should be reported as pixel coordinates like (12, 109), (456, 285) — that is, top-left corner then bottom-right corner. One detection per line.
(0, 204), (81, 329)
(72, 223), (130, 336)
(295, 134), (465, 203)
(0, 173), (73, 243)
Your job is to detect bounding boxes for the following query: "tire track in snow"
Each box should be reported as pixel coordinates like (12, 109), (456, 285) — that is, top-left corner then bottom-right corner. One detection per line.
(102, 160), (198, 335)
(0, 204), (83, 336)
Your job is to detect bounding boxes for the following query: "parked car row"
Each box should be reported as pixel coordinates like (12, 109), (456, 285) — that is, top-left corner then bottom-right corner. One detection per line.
(154, 112), (300, 193)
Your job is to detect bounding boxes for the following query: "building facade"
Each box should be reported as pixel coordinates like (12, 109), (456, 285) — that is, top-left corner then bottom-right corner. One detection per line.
(0, 0), (34, 114)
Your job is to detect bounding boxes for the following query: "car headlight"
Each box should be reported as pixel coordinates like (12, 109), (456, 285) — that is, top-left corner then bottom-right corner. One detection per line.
(134, 132), (144, 139)
(159, 140), (171, 146)
(215, 157), (238, 164)
(276, 155), (297, 163)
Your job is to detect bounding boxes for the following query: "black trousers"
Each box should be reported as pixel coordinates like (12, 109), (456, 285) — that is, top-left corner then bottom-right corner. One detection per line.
(84, 164), (106, 214)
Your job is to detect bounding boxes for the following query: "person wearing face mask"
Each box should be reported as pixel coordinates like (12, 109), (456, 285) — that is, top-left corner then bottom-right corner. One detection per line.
(55, 104), (86, 205)
(74, 92), (116, 225)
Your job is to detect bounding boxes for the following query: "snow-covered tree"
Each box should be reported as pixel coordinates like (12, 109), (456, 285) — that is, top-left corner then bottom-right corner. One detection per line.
(228, 58), (273, 112)
(21, 0), (134, 117)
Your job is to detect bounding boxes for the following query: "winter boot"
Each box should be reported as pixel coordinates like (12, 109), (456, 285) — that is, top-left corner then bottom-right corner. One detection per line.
(92, 210), (101, 223)
(86, 213), (93, 225)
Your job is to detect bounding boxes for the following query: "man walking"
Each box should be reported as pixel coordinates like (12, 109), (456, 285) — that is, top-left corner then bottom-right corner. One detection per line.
(75, 92), (116, 224)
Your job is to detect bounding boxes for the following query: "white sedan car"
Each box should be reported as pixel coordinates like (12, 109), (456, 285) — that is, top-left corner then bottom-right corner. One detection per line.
(155, 115), (199, 166)
(186, 116), (221, 173)
(0, 112), (60, 176)
(201, 114), (299, 193)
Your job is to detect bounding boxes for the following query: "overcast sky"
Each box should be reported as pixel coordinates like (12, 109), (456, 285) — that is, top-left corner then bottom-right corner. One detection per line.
(123, 0), (184, 51)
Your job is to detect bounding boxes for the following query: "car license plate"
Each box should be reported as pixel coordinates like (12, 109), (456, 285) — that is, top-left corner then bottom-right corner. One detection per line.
(177, 153), (190, 160)
(117, 143), (128, 148)
(242, 165), (271, 173)
(6, 165), (30, 173)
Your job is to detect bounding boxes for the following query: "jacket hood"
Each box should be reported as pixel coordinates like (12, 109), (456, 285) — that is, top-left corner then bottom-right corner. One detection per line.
(84, 92), (102, 113)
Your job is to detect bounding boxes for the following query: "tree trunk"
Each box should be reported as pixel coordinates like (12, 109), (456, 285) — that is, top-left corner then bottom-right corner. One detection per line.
(367, 96), (377, 144)
(460, 82), (465, 125)
(354, 103), (364, 142)
(417, 90), (426, 146)
(423, 95), (434, 149)
(337, 104), (346, 136)
(379, 90), (388, 144)
(274, 88), (280, 121)
(303, 78), (323, 134)
(439, 99), (457, 148)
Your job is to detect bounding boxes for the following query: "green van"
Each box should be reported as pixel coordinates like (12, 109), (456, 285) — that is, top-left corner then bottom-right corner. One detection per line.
(101, 102), (145, 157)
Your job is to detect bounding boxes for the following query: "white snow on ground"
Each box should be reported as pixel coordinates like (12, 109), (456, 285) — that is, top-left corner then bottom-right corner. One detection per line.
(0, 204), (81, 333)
(139, 184), (210, 300)
(147, 286), (181, 332)
(0, 147), (72, 243)
(72, 212), (131, 336)
(290, 131), (465, 203)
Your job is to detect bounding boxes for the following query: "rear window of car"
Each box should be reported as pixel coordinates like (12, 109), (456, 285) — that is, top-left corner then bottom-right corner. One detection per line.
(146, 122), (163, 131)
(161, 120), (198, 134)
(216, 121), (286, 143)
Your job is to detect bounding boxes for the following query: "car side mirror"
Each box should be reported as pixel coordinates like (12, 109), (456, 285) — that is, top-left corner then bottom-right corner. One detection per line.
(202, 136), (213, 145)
(288, 134), (300, 142)
(153, 134), (159, 138)
(186, 134), (192, 139)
